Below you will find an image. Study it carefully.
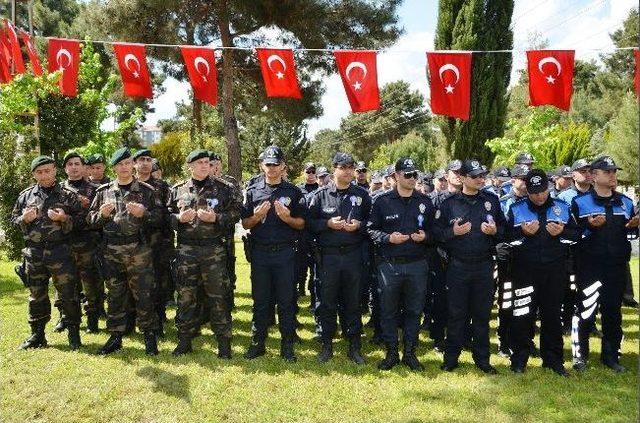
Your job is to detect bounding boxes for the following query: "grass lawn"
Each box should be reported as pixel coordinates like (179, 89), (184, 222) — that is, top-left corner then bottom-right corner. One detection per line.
(1, 246), (638, 423)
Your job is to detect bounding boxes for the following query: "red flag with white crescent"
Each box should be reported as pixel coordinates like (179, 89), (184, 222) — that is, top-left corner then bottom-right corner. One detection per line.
(426, 52), (473, 121)
(256, 48), (302, 99)
(113, 42), (153, 99)
(334, 50), (380, 112)
(0, 47), (11, 83)
(47, 38), (80, 96)
(19, 30), (43, 76)
(180, 46), (218, 106)
(3, 20), (25, 74)
(527, 50), (575, 111)
(634, 49), (640, 98)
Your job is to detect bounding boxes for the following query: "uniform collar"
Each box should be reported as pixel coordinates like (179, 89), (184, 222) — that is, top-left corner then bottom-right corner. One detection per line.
(389, 187), (418, 200)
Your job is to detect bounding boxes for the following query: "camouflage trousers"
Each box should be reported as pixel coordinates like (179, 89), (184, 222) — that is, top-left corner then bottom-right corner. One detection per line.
(175, 243), (232, 338)
(102, 242), (159, 334)
(70, 239), (104, 317)
(150, 233), (175, 307)
(23, 244), (81, 326)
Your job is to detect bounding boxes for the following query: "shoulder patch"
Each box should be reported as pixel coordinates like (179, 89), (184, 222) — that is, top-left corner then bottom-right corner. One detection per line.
(138, 180), (155, 191)
(211, 175), (235, 190)
(96, 183), (111, 192)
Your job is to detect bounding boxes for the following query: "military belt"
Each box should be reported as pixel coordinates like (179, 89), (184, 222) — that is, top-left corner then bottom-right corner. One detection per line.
(177, 237), (225, 247)
(320, 243), (361, 255)
(252, 242), (294, 252)
(384, 255), (425, 265)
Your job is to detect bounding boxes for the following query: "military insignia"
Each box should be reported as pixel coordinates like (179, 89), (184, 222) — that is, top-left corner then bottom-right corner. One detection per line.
(419, 203), (426, 213)
(356, 196), (362, 206)
(435, 209), (441, 219)
(279, 196), (291, 206)
(553, 206), (561, 216)
(350, 195), (358, 207)
(471, 160), (480, 169)
(417, 214), (424, 228)
(485, 201), (492, 211)
(207, 198), (219, 209)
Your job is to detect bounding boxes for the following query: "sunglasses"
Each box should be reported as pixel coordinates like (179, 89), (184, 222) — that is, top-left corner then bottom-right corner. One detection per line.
(264, 163), (280, 168)
(469, 174), (485, 179)
(356, 169), (367, 173)
(402, 171), (418, 179)
(305, 169), (316, 174)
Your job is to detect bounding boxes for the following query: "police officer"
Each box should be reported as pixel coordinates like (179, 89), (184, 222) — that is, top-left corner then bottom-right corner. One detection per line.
(296, 162), (319, 298)
(168, 149), (241, 357)
(570, 156), (638, 373)
(506, 169), (580, 376)
(483, 166), (510, 198)
(242, 146), (306, 362)
(88, 148), (161, 356)
(308, 152), (371, 364)
(87, 154), (111, 185)
(317, 166), (330, 187)
(369, 171), (383, 194)
(354, 161), (370, 190)
(12, 156), (83, 350)
(367, 157), (434, 371)
(62, 152), (103, 333)
(133, 149), (173, 336)
(434, 159), (505, 374)
(550, 165), (572, 198)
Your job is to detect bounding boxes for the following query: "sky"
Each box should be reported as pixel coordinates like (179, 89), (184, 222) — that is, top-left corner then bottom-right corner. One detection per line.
(140, 0), (638, 135)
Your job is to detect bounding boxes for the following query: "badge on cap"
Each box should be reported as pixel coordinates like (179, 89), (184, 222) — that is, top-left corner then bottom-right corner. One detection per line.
(604, 157), (614, 166)
(531, 175), (542, 185)
(419, 203), (426, 213)
(485, 201), (492, 211)
(471, 160), (480, 170)
(405, 158), (414, 167)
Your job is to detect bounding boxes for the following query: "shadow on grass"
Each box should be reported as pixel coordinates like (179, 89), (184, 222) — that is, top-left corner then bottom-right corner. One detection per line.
(136, 365), (191, 402)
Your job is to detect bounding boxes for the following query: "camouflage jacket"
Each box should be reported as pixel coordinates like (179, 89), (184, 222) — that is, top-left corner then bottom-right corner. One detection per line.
(62, 179), (99, 235)
(168, 176), (241, 241)
(140, 176), (171, 239)
(87, 178), (162, 239)
(11, 182), (82, 244)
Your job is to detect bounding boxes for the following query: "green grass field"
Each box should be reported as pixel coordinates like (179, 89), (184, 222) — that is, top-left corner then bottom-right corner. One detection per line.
(1, 247), (638, 423)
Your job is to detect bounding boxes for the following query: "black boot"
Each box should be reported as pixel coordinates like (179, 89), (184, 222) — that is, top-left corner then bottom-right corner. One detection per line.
(378, 344), (400, 370)
(402, 345), (424, 371)
(280, 340), (297, 363)
(67, 325), (82, 351)
(144, 332), (158, 356)
(244, 341), (266, 360)
(217, 336), (232, 359)
(86, 314), (99, 334)
(19, 323), (47, 350)
(53, 312), (66, 333)
(172, 334), (193, 357)
(348, 337), (365, 365)
(318, 341), (333, 363)
(97, 334), (123, 355)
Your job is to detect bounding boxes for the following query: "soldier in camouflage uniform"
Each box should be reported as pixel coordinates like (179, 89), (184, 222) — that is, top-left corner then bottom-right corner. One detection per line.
(133, 149), (174, 337)
(87, 148), (161, 356)
(87, 154), (111, 185)
(62, 152), (103, 333)
(170, 149), (242, 357)
(12, 156), (83, 350)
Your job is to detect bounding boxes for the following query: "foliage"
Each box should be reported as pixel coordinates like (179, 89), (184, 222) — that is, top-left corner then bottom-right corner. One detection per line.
(368, 130), (446, 173)
(606, 93), (639, 185)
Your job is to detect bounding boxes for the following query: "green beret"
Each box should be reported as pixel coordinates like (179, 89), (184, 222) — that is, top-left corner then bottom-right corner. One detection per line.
(30, 155), (55, 172)
(186, 149), (210, 164)
(132, 149), (152, 161)
(87, 153), (106, 165)
(63, 151), (83, 166)
(110, 147), (131, 166)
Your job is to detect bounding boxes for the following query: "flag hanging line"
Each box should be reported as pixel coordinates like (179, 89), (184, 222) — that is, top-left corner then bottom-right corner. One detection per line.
(34, 35), (639, 54)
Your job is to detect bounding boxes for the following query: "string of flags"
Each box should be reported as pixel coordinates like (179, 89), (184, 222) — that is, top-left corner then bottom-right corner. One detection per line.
(1, 19), (639, 121)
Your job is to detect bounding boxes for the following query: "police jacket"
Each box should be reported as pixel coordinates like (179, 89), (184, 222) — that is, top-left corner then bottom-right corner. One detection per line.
(307, 182), (371, 248)
(571, 190), (638, 263)
(433, 191), (505, 261)
(506, 196), (580, 264)
(241, 177), (306, 245)
(367, 188), (434, 259)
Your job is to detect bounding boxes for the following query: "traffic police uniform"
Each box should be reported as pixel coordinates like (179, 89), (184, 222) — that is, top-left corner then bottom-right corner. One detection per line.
(308, 153), (371, 364)
(367, 157), (434, 371)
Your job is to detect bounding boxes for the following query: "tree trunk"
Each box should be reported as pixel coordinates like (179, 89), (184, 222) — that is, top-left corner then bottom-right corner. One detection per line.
(192, 98), (202, 142)
(217, 1), (242, 181)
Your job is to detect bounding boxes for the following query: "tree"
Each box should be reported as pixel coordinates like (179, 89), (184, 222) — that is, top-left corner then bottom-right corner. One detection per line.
(307, 129), (343, 168)
(434, 0), (514, 162)
(369, 129), (445, 173)
(606, 93), (638, 185)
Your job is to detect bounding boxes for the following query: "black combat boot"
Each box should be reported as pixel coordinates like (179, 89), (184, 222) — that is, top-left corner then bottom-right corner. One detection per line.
(347, 337), (365, 365)
(217, 336), (232, 359)
(280, 339), (297, 363)
(244, 340), (266, 360)
(19, 322), (47, 350)
(317, 341), (333, 363)
(53, 311), (66, 333)
(377, 344), (400, 370)
(97, 333), (123, 355)
(86, 314), (99, 333)
(144, 331), (158, 356)
(402, 345), (424, 371)
(172, 334), (193, 357)
(67, 325), (82, 350)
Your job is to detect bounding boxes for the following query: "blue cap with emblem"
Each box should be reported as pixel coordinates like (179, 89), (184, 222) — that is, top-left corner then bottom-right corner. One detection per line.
(460, 159), (487, 177)
(590, 155), (621, 171)
(515, 152), (535, 165)
(332, 152), (355, 167)
(446, 160), (462, 172)
(395, 157), (418, 173)
(525, 169), (548, 194)
(261, 145), (284, 165)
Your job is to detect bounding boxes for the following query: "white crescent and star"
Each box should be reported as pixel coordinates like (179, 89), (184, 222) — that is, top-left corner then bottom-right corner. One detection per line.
(193, 56), (210, 82)
(438, 64), (460, 94)
(267, 54), (287, 79)
(56, 48), (72, 71)
(345, 61), (367, 90)
(124, 53), (141, 78)
(538, 56), (562, 85)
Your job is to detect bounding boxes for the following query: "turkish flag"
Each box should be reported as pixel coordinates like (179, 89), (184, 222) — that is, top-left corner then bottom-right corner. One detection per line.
(256, 48), (302, 99)
(0, 47), (11, 83)
(47, 38), (80, 96)
(113, 43), (153, 99)
(634, 49), (640, 98)
(180, 46), (218, 106)
(527, 50), (575, 111)
(3, 20), (25, 74)
(334, 50), (380, 112)
(426, 52), (473, 121)
(19, 30), (42, 76)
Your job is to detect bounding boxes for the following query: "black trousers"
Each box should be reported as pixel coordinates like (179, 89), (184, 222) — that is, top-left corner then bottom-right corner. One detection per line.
(510, 260), (566, 368)
(444, 258), (494, 366)
(571, 256), (627, 364)
(317, 248), (362, 342)
(426, 250), (447, 342)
